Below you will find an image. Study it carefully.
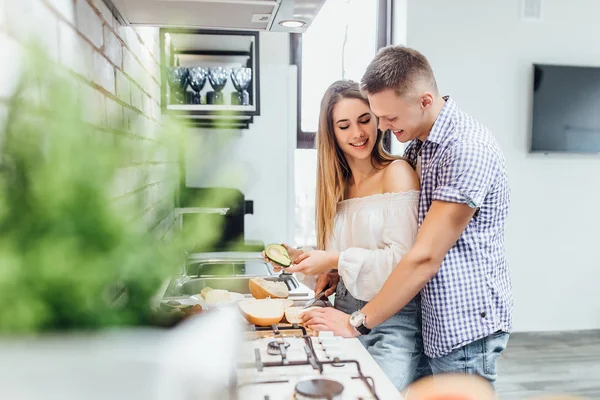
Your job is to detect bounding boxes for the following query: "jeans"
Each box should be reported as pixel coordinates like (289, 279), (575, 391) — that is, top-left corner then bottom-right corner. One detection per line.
(425, 330), (510, 387)
(333, 279), (426, 391)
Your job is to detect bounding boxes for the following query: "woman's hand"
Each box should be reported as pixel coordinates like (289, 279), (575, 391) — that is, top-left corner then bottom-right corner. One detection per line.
(262, 244), (303, 273)
(285, 250), (339, 276)
(301, 307), (359, 338)
(314, 270), (340, 297)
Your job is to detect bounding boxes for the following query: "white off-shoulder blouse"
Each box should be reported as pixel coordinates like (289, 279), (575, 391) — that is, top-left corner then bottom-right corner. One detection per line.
(329, 191), (419, 301)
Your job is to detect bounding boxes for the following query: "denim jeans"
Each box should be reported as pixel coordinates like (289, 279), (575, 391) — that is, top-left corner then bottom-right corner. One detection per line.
(333, 279), (426, 391)
(425, 330), (510, 387)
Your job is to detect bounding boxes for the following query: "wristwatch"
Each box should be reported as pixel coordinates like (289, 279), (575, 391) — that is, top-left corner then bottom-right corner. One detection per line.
(349, 311), (371, 335)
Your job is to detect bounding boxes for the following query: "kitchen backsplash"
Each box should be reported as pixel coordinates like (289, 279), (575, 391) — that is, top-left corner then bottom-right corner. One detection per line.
(0, 0), (178, 239)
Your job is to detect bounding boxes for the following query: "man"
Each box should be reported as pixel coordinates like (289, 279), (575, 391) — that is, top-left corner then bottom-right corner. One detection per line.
(301, 45), (513, 385)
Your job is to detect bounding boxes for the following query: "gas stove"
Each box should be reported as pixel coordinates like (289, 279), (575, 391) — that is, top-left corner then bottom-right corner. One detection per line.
(234, 324), (403, 400)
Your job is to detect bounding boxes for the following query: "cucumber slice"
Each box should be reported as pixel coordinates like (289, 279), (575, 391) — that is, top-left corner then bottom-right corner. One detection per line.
(265, 244), (292, 267)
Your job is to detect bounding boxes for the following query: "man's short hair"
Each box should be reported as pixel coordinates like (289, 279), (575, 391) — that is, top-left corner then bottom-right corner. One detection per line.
(361, 45), (438, 97)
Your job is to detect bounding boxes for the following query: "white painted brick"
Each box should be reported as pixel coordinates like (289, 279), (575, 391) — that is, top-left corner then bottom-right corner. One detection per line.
(136, 74), (151, 100)
(155, 145), (168, 163)
(124, 107), (137, 135)
(76, 0), (103, 48)
(115, 68), (130, 105)
(92, 52), (115, 94)
(0, 33), (23, 99)
(89, 0), (114, 26)
(103, 25), (122, 67)
(46, 0), (76, 24)
(145, 118), (159, 140)
(151, 100), (161, 122)
(151, 83), (161, 105)
(138, 75), (155, 103)
(106, 97), (123, 131)
(135, 26), (159, 63)
(5, 0), (59, 61)
(82, 84), (106, 127)
(129, 114), (140, 137)
(131, 138), (145, 163)
(140, 46), (159, 83)
(114, 134), (130, 164)
(141, 92), (151, 118)
(123, 48), (141, 82)
(58, 21), (93, 80)
(119, 26), (141, 60)
(130, 83), (143, 112)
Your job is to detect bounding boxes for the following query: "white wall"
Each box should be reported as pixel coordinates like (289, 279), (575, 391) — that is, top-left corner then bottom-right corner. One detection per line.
(404, 0), (600, 332)
(185, 32), (296, 245)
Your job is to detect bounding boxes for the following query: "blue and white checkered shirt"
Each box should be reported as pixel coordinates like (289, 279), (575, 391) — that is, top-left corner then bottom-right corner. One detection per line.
(404, 97), (513, 358)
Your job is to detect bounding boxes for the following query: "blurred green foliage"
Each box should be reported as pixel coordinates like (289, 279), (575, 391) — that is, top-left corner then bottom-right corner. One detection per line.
(0, 45), (234, 333)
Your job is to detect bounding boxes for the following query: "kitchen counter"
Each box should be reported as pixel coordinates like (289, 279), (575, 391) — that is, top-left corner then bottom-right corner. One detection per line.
(236, 326), (403, 399)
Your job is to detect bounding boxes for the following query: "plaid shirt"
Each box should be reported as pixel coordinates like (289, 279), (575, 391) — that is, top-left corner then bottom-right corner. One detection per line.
(404, 97), (513, 358)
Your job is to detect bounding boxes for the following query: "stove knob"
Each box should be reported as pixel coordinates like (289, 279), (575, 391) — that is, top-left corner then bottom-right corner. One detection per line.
(326, 349), (343, 359)
(319, 337), (343, 346)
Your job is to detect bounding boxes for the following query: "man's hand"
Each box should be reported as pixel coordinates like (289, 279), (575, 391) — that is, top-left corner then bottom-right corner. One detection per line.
(301, 307), (359, 337)
(285, 250), (339, 276)
(314, 270), (339, 297)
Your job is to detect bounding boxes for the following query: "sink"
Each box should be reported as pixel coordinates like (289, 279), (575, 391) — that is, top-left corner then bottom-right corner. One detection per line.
(186, 259), (272, 277)
(166, 274), (300, 297)
(163, 253), (308, 299)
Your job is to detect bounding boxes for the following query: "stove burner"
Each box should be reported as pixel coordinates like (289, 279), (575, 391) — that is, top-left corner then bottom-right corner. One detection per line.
(294, 378), (344, 399)
(330, 357), (345, 368)
(267, 340), (290, 355)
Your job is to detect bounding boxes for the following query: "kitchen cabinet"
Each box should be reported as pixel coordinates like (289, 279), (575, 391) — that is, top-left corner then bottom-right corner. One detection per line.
(160, 29), (260, 129)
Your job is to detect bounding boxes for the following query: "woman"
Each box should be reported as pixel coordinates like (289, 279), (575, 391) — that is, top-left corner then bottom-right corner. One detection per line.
(265, 80), (425, 390)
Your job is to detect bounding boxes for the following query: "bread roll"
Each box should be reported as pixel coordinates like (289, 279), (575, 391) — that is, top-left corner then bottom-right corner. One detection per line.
(204, 289), (231, 305)
(249, 277), (289, 299)
(238, 299), (291, 326)
(284, 306), (318, 324)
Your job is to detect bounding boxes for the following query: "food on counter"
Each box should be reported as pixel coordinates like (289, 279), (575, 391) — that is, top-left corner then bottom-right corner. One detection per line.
(249, 277), (289, 299)
(200, 287), (214, 299)
(183, 304), (204, 316)
(204, 289), (234, 304)
(153, 302), (207, 328)
(284, 306), (318, 324)
(238, 298), (294, 326)
(264, 243), (292, 267)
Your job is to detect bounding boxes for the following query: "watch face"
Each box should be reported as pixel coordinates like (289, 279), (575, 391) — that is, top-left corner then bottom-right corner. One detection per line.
(350, 312), (364, 327)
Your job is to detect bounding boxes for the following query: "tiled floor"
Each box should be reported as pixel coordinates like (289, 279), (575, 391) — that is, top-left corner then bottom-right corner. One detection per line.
(496, 330), (600, 399)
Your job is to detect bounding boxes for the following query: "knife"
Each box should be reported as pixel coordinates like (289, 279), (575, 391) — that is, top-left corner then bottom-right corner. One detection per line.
(302, 290), (330, 308)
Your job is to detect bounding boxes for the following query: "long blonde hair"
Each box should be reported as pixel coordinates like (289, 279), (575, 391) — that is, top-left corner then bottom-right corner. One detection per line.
(315, 80), (403, 250)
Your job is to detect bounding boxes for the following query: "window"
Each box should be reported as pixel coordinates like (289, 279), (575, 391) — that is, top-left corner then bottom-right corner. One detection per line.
(293, 0), (392, 247)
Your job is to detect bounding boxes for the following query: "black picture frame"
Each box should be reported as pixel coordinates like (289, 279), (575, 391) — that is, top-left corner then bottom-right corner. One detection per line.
(159, 28), (261, 123)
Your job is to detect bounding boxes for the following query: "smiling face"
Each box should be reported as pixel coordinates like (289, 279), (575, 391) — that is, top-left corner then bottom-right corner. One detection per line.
(367, 89), (433, 143)
(331, 98), (377, 162)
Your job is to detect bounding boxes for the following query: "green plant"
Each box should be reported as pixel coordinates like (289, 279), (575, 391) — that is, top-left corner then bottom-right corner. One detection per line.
(0, 46), (232, 333)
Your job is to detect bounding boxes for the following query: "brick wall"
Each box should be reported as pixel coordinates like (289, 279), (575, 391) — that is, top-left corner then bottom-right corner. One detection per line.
(0, 0), (179, 239)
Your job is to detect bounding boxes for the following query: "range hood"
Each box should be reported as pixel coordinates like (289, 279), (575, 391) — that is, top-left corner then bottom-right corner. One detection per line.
(102, 0), (327, 32)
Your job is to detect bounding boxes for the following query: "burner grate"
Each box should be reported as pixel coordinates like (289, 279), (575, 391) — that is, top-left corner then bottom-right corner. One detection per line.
(236, 328), (380, 400)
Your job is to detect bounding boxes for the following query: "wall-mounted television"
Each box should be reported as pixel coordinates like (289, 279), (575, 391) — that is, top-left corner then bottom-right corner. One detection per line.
(530, 63), (600, 154)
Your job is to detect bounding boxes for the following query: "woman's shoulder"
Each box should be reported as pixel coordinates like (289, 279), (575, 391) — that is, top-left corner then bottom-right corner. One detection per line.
(381, 159), (420, 193)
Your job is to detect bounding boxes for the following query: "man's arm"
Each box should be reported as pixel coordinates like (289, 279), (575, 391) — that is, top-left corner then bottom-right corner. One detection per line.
(360, 200), (477, 328)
